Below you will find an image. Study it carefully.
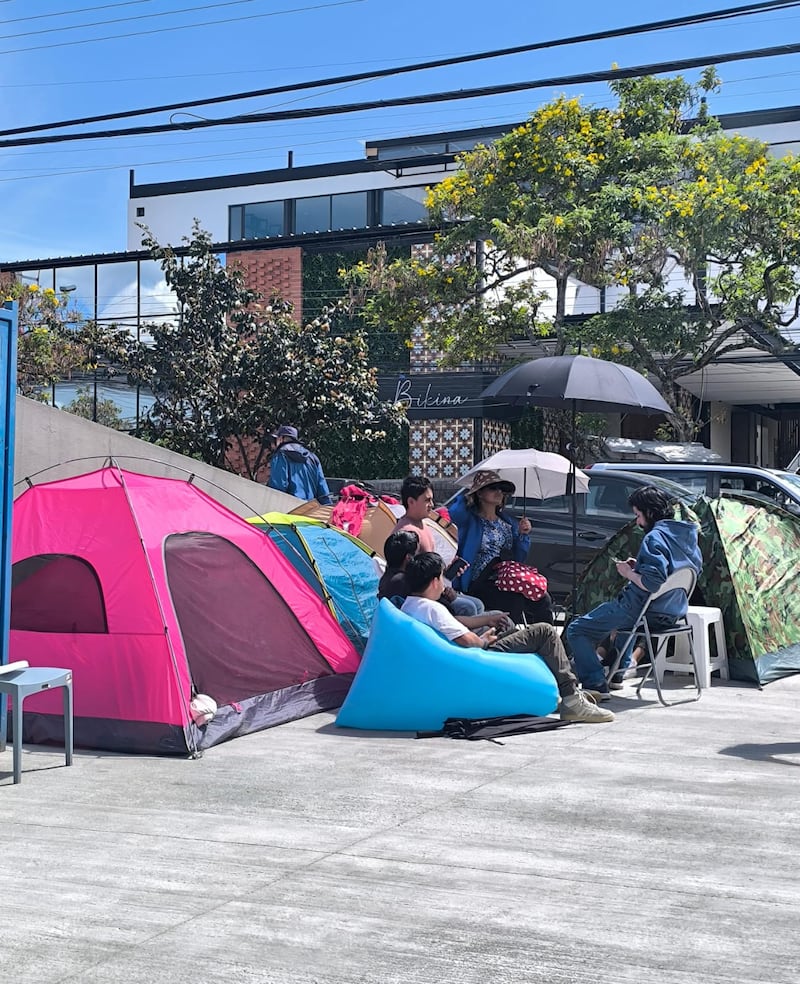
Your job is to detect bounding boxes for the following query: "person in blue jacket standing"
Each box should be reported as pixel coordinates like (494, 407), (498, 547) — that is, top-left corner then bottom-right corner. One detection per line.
(566, 485), (702, 695)
(449, 469), (554, 624)
(267, 424), (334, 505)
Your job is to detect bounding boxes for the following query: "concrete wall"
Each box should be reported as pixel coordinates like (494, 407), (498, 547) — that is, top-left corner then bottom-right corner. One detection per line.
(14, 395), (301, 517)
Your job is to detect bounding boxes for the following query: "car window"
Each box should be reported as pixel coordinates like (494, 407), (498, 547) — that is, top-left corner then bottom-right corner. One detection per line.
(641, 469), (708, 495)
(509, 493), (575, 515)
(585, 476), (635, 518)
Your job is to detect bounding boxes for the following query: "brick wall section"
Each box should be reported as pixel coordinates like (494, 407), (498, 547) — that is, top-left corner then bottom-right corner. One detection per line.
(231, 248), (303, 323)
(224, 435), (271, 485)
(223, 248), (302, 481)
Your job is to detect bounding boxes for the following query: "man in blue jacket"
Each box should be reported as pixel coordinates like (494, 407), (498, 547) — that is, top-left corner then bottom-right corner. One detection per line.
(566, 485), (702, 694)
(267, 425), (334, 505)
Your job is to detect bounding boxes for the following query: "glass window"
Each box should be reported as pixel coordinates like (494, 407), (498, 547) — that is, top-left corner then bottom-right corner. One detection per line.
(243, 201), (284, 239)
(380, 187), (429, 225)
(229, 205), (244, 240)
(295, 195), (331, 234)
(51, 266), (97, 322)
(586, 477), (636, 518)
(648, 471), (708, 495)
(331, 192), (367, 230)
(98, 261), (138, 327)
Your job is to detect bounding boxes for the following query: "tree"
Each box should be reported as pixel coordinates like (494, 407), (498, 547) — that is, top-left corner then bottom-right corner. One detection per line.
(581, 88), (800, 439)
(4, 280), (83, 400)
(64, 385), (125, 429)
(343, 72), (800, 440)
(3, 278), (128, 406)
(129, 224), (405, 480)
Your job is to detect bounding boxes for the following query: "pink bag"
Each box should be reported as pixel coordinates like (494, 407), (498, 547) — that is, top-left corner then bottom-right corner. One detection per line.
(493, 561), (548, 601)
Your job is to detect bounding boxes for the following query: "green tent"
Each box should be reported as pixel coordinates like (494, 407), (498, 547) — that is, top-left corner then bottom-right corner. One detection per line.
(573, 495), (800, 685)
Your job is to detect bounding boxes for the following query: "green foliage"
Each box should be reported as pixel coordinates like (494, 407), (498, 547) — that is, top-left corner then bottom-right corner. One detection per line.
(129, 224), (406, 480)
(4, 279), (128, 403)
(305, 247), (410, 371)
(64, 385), (125, 429)
(343, 71), (800, 442)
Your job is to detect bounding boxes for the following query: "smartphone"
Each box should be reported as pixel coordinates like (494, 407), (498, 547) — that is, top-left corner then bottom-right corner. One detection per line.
(444, 556), (468, 581)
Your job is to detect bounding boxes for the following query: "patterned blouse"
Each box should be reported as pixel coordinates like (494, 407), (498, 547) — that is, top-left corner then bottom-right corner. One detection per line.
(472, 516), (514, 580)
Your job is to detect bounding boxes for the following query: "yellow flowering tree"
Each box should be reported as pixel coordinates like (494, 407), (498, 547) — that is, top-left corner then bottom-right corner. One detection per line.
(582, 101), (800, 440)
(4, 278), (127, 404)
(5, 280), (84, 400)
(344, 74), (708, 364)
(344, 71), (800, 439)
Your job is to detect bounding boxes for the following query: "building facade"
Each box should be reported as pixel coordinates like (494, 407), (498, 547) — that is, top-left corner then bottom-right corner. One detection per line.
(4, 112), (800, 474)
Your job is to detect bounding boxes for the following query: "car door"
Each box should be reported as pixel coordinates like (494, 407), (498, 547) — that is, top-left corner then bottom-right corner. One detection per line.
(507, 474), (639, 602)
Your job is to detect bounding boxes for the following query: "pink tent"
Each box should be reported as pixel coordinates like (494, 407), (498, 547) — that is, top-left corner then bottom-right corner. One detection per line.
(10, 467), (360, 754)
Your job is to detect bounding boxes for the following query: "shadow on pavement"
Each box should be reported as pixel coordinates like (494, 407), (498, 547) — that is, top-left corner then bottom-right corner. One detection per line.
(719, 741), (800, 766)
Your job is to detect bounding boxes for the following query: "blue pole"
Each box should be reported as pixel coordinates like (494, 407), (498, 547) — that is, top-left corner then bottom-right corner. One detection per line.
(0, 301), (18, 751)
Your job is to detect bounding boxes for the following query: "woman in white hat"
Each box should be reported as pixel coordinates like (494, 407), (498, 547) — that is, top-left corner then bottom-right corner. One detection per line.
(448, 469), (554, 624)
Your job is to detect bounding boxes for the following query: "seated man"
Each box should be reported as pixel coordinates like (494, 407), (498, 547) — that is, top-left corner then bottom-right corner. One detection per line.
(401, 552), (614, 724)
(380, 531), (511, 635)
(566, 486), (703, 694)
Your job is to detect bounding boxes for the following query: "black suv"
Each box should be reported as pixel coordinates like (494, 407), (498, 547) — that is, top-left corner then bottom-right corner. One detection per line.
(501, 470), (698, 603)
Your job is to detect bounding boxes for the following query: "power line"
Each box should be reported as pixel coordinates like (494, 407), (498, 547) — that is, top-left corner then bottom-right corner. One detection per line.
(0, 1), (154, 25)
(1, 0), (798, 138)
(0, 0), (366, 55)
(5, 38), (800, 150)
(2, 0), (275, 41)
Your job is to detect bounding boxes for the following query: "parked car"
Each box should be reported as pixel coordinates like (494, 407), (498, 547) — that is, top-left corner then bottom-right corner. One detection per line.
(447, 470), (699, 604)
(592, 437), (725, 464)
(588, 462), (800, 516)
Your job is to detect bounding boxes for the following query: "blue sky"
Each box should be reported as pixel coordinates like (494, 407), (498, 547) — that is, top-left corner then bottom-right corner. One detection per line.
(2, 0), (800, 262)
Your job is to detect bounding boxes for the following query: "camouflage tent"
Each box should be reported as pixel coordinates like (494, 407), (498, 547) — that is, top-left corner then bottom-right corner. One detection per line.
(573, 496), (800, 685)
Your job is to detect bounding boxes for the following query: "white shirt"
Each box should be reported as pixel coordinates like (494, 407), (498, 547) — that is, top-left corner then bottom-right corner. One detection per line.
(401, 596), (467, 642)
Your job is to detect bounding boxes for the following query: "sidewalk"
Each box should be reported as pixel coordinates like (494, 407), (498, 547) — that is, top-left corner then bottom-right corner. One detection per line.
(2, 674), (799, 984)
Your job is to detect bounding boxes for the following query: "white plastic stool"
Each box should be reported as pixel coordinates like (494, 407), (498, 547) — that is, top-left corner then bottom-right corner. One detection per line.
(660, 606), (729, 689)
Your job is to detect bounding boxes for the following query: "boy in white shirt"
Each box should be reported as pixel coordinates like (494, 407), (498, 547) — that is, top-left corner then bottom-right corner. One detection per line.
(401, 552), (614, 724)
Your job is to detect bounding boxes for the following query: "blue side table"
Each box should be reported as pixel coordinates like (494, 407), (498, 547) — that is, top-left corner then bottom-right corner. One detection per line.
(0, 663), (73, 784)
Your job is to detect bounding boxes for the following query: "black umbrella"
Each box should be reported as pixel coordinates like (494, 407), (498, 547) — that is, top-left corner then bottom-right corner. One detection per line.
(481, 354), (673, 415)
(481, 355), (673, 610)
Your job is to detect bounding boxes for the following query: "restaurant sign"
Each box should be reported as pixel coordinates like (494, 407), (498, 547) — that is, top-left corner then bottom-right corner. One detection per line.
(378, 371), (516, 420)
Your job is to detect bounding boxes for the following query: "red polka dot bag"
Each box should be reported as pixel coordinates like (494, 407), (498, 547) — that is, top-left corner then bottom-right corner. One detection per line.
(492, 560), (548, 601)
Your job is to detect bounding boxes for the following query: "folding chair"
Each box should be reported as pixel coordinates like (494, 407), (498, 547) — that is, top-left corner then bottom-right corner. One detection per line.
(605, 567), (701, 707)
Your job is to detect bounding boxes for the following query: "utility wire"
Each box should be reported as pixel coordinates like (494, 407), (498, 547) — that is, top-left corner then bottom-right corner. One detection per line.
(0, 0), (366, 56)
(5, 38), (800, 150)
(1, 0), (266, 41)
(0, 1), (154, 25)
(1, 0), (797, 138)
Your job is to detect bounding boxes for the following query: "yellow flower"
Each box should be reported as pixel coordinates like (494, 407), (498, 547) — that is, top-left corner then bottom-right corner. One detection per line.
(28, 283), (39, 292)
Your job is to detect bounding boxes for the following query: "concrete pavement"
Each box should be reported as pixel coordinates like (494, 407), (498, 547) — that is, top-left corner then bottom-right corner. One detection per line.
(2, 673), (799, 983)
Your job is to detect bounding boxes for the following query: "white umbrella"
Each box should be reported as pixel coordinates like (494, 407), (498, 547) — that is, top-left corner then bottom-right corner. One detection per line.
(456, 448), (590, 500)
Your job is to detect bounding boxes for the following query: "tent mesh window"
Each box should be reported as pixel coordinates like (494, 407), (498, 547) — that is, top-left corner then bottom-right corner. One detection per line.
(11, 554), (109, 633)
(164, 532), (334, 705)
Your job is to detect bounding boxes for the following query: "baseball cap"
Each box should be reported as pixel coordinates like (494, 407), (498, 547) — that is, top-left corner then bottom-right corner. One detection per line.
(272, 424), (298, 440)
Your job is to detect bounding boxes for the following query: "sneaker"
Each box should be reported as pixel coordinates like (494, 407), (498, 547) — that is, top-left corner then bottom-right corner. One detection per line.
(560, 692), (615, 724)
(582, 686), (612, 703)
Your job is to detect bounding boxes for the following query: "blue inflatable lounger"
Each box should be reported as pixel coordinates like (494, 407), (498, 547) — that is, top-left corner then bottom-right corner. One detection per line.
(336, 598), (559, 731)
